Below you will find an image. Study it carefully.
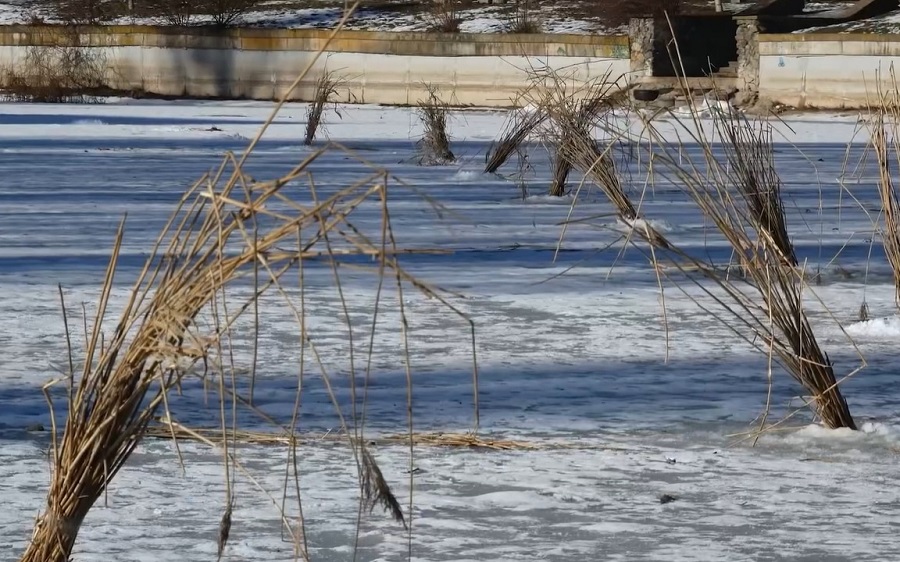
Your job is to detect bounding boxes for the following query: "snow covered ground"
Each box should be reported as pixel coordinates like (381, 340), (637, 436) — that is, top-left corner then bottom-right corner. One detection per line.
(2, 100), (900, 560)
(0, 0), (615, 33)
(0, 0), (754, 33)
(802, 9), (900, 33)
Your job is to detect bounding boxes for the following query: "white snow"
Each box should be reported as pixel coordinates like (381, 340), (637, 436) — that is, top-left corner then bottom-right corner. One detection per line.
(1, 99), (900, 560)
(0, 0), (617, 34)
(846, 316), (900, 338)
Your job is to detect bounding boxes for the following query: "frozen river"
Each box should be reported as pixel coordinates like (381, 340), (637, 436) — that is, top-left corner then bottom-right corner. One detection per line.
(1, 100), (899, 561)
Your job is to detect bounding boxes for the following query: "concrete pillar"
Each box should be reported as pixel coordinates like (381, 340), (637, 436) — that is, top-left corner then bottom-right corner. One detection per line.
(735, 16), (760, 103)
(628, 17), (654, 78)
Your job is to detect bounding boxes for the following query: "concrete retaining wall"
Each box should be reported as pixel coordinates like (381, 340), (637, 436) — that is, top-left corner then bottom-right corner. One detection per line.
(758, 34), (900, 108)
(0, 26), (632, 106)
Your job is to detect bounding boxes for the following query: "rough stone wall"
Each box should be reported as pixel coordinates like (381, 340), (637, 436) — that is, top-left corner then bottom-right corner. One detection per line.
(629, 18), (654, 77)
(735, 17), (761, 103)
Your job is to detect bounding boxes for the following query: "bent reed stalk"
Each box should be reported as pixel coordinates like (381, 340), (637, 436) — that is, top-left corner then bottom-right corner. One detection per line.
(542, 65), (858, 430)
(868, 81), (900, 310)
(633, 107), (857, 430)
(21, 142), (440, 561)
(20, 3), (479, 560)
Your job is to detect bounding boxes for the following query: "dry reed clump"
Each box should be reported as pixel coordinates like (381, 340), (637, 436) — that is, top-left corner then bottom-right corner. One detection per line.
(484, 102), (548, 174)
(546, 81), (642, 215)
(52, 0), (118, 23)
(304, 69), (344, 145)
(416, 84), (455, 165)
(20, 3), (480, 559)
(2, 39), (109, 103)
(512, 70), (651, 241)
(711, 111), (797, 267)
(202, 0), (262, 26)
(484, 67), (636, 202)
(631, 107), (859, 431)
(21, 142), (439, 561)
(427, 0), (462, 32)
(866, 90), (900, 310)
(507, 0), (540, 33)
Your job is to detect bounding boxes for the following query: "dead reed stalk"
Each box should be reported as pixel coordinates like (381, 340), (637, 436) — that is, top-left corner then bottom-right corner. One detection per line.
(507, 0), (540, 33)
(484, 103), (547, 173)
(20, 145), (422, 561)
(427, 0), (462, 32)
(416, 84), (455, 165)
(19, 3), (476, 558)
(304, 69), (344, 145)
(2, 30), (109, 103)
(711, 112), (797, 267)
(868, 96), (900, 309)
(632, 106), (858, 430)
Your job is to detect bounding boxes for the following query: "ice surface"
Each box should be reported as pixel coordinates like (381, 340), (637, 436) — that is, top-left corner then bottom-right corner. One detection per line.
(1, 100), (900, 560)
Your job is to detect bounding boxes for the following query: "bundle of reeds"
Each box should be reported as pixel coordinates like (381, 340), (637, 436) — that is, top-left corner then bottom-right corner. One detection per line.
(20, 142), (424, 560)
(484, 102), (548, 174)
(554, 110), (638, 219)
(304, 69), (344, 145)
(416, 84), (455, 165)
(532, 70), (675, 250)
(868, 97), (900, 309)
(20, 2), (479, 558)
(711, 112), (797, 267)
(632, 106), (858, 430)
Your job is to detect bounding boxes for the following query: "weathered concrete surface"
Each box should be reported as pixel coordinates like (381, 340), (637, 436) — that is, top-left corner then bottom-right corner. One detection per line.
(628, 18), (654, 77)
(0, 27), (632, 106)
(0, 46), (631, 106)
(735, 17), (761, 103)
(758, 35), (900, 108)
(0, 25), (630, 57)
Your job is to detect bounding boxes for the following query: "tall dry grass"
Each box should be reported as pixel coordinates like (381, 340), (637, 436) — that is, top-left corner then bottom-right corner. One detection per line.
(2, 32), (109, 103)
(20, 3), (480, 560)
(630, 106), (859, 431)
(416, 84), (455, 165)
(426, 0), (462, 32)
(711, 112), (797, 267)
(526, 49), (859, 430)
(867, 93), (900, 310)
(304, 69), (344, 145)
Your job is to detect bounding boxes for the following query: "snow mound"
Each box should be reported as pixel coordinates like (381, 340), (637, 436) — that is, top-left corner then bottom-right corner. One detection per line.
(845, 316), (900, 338)
(778, 422), (900, 445)
(453, 169), (481, 181)
(672, 99), (735, 119)
(616, 216), (675, 234)
(523, 193), (574, 204)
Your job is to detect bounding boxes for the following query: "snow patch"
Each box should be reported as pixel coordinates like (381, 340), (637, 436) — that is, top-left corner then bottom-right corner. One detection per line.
(671, 99), (736, 119)
(616, 216), (675, 234)
(71, 119), (106, 126)
(452, 169), (482, 181)
(523, 193), (574, 204)
(846, 316), (900, 338)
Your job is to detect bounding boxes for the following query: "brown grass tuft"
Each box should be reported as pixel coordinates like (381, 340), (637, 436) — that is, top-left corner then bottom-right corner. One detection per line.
(304, 69), (344, 145)
(868, 99), (900, 310)
(416, 84), (455, 165)
(427, 0), (462, 32)
(635, 108), (858, 430)
(360, 446), (407, 528)
(19, 4), (481, 559)
(2, 35), (109, 103)
(507, 0), (540, 33)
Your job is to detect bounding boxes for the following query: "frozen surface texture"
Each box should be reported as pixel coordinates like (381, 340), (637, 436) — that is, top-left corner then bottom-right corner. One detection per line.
(0, 101), (899, 560)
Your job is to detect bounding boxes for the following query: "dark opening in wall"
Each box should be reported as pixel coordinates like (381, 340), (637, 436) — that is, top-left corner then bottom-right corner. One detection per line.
(652, 14), (738, 77)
